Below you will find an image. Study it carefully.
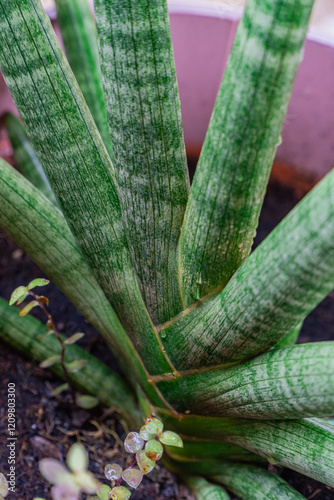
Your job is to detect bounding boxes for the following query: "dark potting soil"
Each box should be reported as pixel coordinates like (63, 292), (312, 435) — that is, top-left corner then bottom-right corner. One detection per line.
(1, 159), (334, 500)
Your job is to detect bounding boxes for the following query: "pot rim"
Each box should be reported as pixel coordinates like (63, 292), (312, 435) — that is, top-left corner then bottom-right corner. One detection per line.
(44, 0), (334, 49)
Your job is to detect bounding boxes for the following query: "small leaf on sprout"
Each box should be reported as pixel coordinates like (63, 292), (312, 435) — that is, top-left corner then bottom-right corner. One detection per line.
(145, 439), (163, 461)
(97, 484), (112, 500)
(110, 486), (131, 500)
(74, 470), (99, 493)
(16, 291), (29, 305)
(40, 355), (61, 368)
(0, 473), (8, 496)
(51, 484), (79, 500)
(9, 286), (27, 305)
(66, 359), (87, 373)
(139, 424), (156, 442)
(19, 300), (39, 316)
(64, 333), (85, 345)
(145, 417), (163, 435)
(39, 458), (71, 484)
(67, 443), (88, 473)
(50, 383), (69, 396)
(75, 395), (99, 409)
(159, 431), (183, 448)
(122, 468), (143, 489)
(139, 417), (163, 440)
(124, 432), (144, 453)
(37, 329), (54, 339)
(104, 463), (123, 481)
(27, 278), (50, 290)
(136, 451), (155, 475)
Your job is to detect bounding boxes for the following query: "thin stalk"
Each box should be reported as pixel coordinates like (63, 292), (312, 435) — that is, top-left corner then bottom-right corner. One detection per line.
(27, 290), (76, 406)
(0, 297), (141, 427)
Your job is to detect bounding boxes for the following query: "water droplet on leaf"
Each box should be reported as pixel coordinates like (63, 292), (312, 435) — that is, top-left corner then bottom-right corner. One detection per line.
(104, 463), (122, 481)
(124, 432), (144, 453)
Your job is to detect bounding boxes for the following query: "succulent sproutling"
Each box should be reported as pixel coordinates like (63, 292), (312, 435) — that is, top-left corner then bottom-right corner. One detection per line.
(97, 417), (183, 499)
(9, 279), (99, 409)
(0, 0), (334, 498)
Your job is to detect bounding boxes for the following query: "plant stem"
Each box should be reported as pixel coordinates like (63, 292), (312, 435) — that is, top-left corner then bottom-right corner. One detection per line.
(28, 290), (76, 406)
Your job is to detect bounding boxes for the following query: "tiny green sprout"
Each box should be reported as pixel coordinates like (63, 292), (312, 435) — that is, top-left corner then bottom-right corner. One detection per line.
(66, 443), (88, 473)
(0, 473), (8, 500)
(39, 444), (99, 500)
(40, 354), (61, 369)
(37, 328), (54, 339)
(122, 468), (143, 489)
(135, 450), (155, 475)
(139, 417), (163, 441)
(97, 484), (112, 500)
(75, 394), (99, 409)
(19, 299), (39, 316)
(9, 279), (50, 306)
(9, 285), (28, 305)
(159, 430), (183, 448)
(64, 332), (85, 345)
(16, 291), (29, 305)
(104, 463), (123, 481)
(66, 359), (88, 373)
(110, 486), (131, 500)
(51, 383), (69, 396)
(124, 432), (144, 453)
(145, 439), (164, 461)
(27, 278), (50, 290)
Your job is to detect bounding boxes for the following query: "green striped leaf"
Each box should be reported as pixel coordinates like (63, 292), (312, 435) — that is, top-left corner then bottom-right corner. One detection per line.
(180, 465), (305, 499)
(213, 465), (307, 500)
(5, 113), (57, 204)
(54, 0), (112, 157)
(95, 0), (189, 324)
(0, 0), (172, 375)
(165, 439), (263, 464)
(159, 414), (334, 487)
(158, 343), (334, 420)
(160, 169), (334, 369)
(213, 465), (305, 500)
(0, 159), (168, 406)
(0, 297), (139, 423)
(178, 0), (314, 307)
(275, 323), (302, 348)
(212, 466), (306, 500)
(183, 477), (230, 500)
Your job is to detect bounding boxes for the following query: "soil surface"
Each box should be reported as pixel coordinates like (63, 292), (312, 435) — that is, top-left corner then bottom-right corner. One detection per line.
(1, 151), (334, 499)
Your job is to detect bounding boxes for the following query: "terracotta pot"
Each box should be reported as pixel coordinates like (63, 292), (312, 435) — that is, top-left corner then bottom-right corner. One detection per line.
(1, 0), (333, 179)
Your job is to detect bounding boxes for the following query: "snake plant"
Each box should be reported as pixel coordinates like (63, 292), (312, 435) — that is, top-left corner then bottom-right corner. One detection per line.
(0, 0), (334, 498)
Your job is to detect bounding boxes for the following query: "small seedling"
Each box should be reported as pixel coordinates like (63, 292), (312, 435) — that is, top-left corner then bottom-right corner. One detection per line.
(97, 417), (183, 499)
(34, 443), (99, 500)
(9, 279), (97, 409)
